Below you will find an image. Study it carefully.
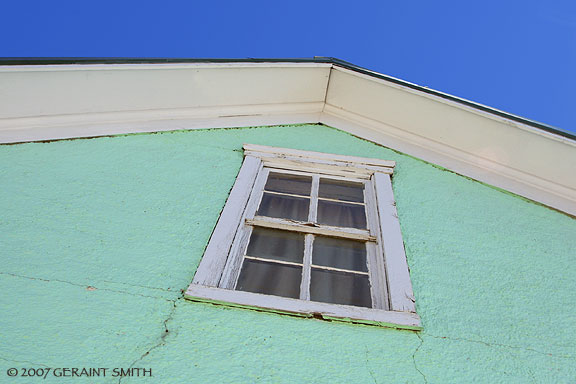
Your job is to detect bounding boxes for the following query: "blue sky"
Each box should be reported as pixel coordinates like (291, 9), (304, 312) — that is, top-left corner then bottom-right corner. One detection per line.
(2, 0), (575, 133)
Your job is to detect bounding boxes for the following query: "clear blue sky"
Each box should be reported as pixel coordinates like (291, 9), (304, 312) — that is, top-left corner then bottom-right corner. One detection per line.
(3, 0), (575, 133)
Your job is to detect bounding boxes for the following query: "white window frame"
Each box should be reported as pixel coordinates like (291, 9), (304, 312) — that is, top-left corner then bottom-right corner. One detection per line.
(185, 144), (421, 330)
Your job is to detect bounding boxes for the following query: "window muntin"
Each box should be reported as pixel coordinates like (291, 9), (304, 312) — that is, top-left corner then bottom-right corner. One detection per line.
(221, 168), (389, 311)
(187, 144), (420, 330)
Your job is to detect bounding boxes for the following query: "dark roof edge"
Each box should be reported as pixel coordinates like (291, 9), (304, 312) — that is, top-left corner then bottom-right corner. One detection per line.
(1, 57), (573, 141)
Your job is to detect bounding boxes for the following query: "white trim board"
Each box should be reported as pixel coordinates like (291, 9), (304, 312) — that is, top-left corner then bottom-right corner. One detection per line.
(0, 65), (331, 120)
(0, 102), (324, 131)
(0, 113), (323, 144)
(186, 285), (421, 330)
(189, 146), (419, 329)
(322, 112), (576, 216)
(329, 66), (573, 145)
(0, 62), (574, 216)
(325, 68), (576, 185)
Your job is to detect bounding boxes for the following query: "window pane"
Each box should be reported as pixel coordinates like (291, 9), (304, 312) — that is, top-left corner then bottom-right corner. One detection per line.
(246, 228), (304, 264)
(310, 268), (372, 308)
(317, 200), (367, 229)
(257, 193), (309, 221)
(265, 173), (312, 196)
(237, 259), (302, 299)
(312, 236), (368, 272)
(318, 179), (364, 203)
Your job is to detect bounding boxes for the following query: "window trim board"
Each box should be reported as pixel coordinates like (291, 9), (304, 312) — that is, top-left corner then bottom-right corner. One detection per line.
(219, 167), (272, 290)
(186, 284), (422, 330)
(192, 155), (263, 287)
(188, 144), (421, 329)
(374, 172), (417, 313)
(243, 143), (397, 169)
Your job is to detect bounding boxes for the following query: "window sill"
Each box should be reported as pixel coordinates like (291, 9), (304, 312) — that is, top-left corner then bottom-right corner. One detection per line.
(185, 284), (422, 330)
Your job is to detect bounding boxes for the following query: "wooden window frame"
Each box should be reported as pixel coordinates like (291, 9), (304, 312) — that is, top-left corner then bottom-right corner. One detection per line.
(185, 144), (421, 330)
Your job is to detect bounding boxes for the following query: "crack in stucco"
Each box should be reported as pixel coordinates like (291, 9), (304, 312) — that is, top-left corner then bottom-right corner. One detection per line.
(364, 347), (378, 384)
(0, 355), (49, 368)
(0, 272), (175, 302)
(425, 333), (576, 360)
(2, 269), (186, 383)
(118, 295), (183, 384)
(413, 333), (428, 384)
(99, 279), (178, 293)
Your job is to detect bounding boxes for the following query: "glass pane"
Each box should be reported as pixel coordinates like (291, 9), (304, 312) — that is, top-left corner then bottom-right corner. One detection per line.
(317, 200), (367, 229)
(246, 228), (304, 264)
(312, 236), (368, 272)
(318, 179), (364, 203)
(265, 173), (312, 196)
(257, 193), (309, 221)
(310, 268), (372, 308)
(237, 259), (302, 299)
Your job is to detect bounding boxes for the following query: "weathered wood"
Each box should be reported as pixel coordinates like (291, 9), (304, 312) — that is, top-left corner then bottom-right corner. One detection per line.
(309, 263), (369, 275)
(220, 226), (253, 290)
(192, 146), (418, 329)
(185, 284), (421, 330)
(299, 234), (314, 301)
(374, 172), (417, 313)
(308, 175), (320, 223)
(245, 255), (302, 267)
(244, 168), (272, 221)
(262, 190), (313, 199)
(255, 153), (395, 175)
(246, 216), (376, 241)
(192, 156), (262, 287)
(317, 196), (365, 206)
(243, 143), (396, 169)
(262, 158), (375, 179)
(364, 179), (390, 310)
(219, 168), (271, 289)
(265, 167), (366, 183)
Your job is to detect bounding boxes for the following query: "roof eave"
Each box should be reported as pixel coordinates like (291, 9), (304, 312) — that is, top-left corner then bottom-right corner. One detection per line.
(0, 57), (572, 141)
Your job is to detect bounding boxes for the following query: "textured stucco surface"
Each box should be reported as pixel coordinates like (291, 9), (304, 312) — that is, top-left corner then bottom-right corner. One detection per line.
(0, 124), (575, 383)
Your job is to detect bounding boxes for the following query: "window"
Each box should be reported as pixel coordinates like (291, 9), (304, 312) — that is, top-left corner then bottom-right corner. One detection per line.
(186, 144), (420, 330)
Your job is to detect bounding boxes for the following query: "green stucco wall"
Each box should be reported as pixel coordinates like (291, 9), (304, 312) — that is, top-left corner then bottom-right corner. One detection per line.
(1, 124), (575, 383)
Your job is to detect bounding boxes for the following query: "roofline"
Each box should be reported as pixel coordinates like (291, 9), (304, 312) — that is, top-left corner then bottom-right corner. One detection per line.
(0, 57), (573, 141)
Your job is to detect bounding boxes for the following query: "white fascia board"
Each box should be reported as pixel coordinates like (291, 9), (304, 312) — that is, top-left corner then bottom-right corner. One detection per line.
(325, 67), (576, 215)
(0, 63), (331, 120)
(0, 62), (574, 216)
(322, 112), (576, 216)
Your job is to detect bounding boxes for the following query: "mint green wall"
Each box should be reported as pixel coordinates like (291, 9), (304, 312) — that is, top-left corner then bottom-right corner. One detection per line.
(1, 124), (574, 383)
